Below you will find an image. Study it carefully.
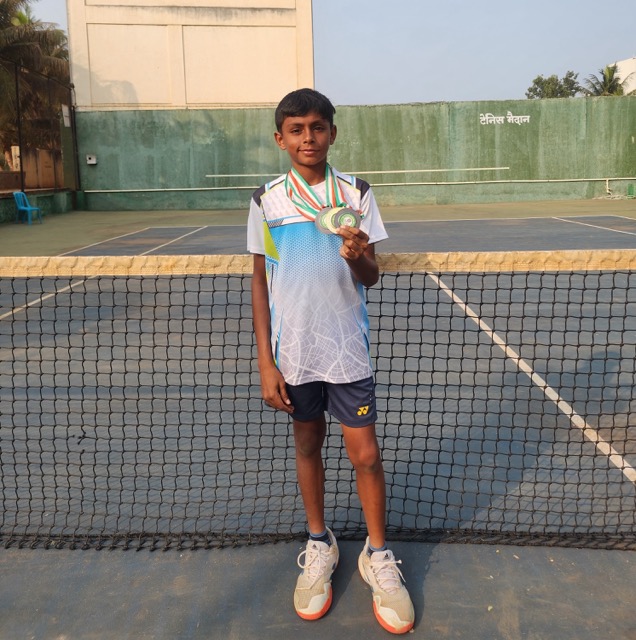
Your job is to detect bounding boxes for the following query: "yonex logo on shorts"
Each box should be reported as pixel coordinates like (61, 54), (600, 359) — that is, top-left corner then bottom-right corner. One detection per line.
(357, 405), (369, 416)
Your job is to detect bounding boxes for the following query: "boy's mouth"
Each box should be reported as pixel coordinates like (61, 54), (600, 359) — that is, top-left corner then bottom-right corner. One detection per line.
(300, 149), (322, 159)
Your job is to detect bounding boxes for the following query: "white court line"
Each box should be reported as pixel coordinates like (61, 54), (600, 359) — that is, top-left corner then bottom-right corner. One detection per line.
(385, 216), (542, 224)
(2, 228), (208, 322)
(0, 279), (87, 321)
(429, 272), (636, 485)
(138, 226), (207, 255)
(384, 214), (628, 225)
(553, 216), (636, 237)
(58, 225), (211, 256)
(58, 227), (153, 256)
(133, 224), (246, 229)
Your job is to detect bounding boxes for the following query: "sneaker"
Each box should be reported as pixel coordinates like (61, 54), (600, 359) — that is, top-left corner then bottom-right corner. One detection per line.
(293, 528), (339, 620)
(358, 538), (415, 634)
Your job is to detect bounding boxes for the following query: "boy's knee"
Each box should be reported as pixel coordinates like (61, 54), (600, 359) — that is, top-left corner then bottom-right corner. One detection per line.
(349, 444), (382, 474)
(293, 420), (326, 458)
(295, 438), (323, 459)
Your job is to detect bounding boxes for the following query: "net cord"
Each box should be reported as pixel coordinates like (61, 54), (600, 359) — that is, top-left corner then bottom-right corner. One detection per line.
(3, 249), (636, 277)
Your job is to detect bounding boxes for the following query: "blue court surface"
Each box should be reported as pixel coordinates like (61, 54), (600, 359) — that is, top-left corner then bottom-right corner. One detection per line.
(1, 202), (635, 639)
(62, 214), (636, 256)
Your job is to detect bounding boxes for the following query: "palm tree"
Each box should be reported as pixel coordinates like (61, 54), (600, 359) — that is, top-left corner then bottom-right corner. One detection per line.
(0, 0), (70, 169)
(582, 64), (631, 96)
(1, 0), (68, 80)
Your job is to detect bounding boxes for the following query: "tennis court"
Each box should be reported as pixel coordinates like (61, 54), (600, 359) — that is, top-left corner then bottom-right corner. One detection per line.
(1, 198), (635, 639)
(52, 214), (636, 256)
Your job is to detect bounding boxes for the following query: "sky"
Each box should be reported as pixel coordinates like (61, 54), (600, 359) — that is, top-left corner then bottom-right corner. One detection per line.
(32, 0), (636, 105)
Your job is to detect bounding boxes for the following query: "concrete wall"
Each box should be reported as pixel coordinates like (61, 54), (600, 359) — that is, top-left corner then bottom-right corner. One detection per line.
(0, 191), (74, 224)
(68, 0), (314, 110)
(76, 96), (636, 211)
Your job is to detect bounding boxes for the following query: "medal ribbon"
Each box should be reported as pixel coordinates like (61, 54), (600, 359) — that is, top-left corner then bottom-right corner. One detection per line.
(285, 164), (347, 220)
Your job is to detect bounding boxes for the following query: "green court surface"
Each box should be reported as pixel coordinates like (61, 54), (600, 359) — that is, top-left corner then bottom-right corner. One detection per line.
(1, 197), (635, 639)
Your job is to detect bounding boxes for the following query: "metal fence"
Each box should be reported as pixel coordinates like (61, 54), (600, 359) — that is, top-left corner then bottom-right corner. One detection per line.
(0, 58), (78, 193)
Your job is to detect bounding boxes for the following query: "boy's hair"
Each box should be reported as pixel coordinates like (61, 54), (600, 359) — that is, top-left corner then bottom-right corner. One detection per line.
(275, 88), (336, 132)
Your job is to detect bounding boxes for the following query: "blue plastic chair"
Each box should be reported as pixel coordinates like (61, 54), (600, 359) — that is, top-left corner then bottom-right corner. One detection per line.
(13, 191), (42, 225)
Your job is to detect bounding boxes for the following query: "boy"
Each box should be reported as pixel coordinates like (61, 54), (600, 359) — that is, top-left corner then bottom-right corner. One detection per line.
(247, 88), (414, 634)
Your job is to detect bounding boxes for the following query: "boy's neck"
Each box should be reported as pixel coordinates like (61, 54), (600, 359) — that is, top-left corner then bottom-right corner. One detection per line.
(292, 161), (328, 186)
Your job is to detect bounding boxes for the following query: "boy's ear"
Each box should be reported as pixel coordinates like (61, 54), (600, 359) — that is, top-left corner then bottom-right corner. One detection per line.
(330, 125), (337, 145)
(274, 131), (286, 150)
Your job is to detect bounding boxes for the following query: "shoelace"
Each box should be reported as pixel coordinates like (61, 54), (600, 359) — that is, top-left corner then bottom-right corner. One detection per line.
(370, 554), (405, 594)
(297, 541), (330, 582)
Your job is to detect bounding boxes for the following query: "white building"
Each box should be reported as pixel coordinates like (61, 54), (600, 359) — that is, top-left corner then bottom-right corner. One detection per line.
(67, 1), (315, 110)
(615, 56), (636, 94)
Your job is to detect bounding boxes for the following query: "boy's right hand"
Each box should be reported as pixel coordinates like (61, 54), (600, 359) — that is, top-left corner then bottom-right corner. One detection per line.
(260, 364), (295, 414)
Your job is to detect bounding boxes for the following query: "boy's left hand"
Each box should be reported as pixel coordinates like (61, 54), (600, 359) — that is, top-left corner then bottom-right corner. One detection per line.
(337, 226), (369, 261)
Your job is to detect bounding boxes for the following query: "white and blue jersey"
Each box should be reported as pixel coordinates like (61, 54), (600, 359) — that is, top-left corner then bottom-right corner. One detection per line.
(247, 168), (388, 386)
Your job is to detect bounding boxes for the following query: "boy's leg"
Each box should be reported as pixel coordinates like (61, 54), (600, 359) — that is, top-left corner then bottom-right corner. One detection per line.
(293, 417), (327, 535)
(340, 423), (386, 548)
(290, 405), (338, 621)
(342, 422), (415, 635)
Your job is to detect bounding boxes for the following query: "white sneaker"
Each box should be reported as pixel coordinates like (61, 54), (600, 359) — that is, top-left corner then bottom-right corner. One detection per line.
(293, 528), (339, 620)
(358, 538), (415, 634)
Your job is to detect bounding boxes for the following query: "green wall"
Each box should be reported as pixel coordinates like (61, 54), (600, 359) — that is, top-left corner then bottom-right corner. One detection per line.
(0, 191), (74, 224)
(75, 97), (636, 211)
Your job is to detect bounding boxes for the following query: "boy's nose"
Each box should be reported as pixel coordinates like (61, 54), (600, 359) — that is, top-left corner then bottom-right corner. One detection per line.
(303, 128), (314, 142)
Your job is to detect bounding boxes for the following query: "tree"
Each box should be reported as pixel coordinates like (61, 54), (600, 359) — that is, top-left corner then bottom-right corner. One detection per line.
(526, 71), (582, 99)
(0, 0), (68, 80)
(0, 0), (69, 167)
(582, 64), (633, 96)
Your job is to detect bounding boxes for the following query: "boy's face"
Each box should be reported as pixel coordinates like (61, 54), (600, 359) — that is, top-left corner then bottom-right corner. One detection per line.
(274, 111), (337, 180)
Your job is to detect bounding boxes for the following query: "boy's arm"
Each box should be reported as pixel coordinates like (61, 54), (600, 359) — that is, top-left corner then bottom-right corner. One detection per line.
(251, 254), (294, 414)
(337, 226), (379, 287)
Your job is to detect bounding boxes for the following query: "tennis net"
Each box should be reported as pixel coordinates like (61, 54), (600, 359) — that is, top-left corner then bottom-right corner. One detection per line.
(1, 251), (635, 550)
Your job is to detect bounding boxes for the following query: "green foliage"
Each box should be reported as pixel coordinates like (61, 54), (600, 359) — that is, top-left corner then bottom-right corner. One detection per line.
(1, 0), (68, 79)
(0, 0), (69, 159)
(582, 64), (629, 96)
(526, 70), (582, 99)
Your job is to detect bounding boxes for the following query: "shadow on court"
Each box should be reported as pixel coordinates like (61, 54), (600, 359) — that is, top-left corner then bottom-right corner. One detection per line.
(1, 541), (634, 639)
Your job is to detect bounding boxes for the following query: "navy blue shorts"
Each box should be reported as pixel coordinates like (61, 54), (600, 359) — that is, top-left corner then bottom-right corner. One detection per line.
(286, 377), (377, 428)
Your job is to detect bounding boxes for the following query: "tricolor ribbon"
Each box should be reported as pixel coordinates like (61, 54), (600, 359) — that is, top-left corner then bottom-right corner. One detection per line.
(285, 164), (347, 221)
